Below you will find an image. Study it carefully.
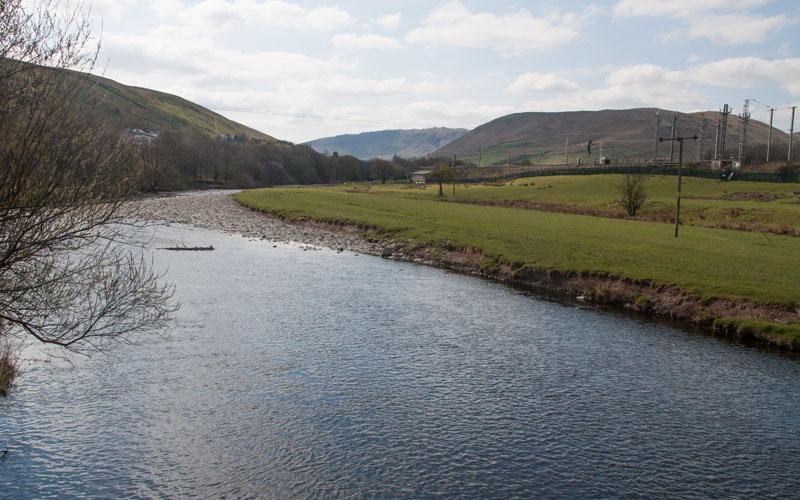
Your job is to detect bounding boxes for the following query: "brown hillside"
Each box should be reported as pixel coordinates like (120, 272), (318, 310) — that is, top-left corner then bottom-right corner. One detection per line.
(435, 108), (794, 165)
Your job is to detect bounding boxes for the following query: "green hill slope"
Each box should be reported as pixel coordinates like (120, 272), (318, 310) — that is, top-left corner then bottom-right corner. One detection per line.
(69, 70), (274, 141)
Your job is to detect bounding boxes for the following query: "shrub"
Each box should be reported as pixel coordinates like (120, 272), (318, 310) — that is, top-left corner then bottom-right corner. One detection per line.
(0, 332), (17, 397)
(617, 174), (648, 216)
(777, 164), (800, 175)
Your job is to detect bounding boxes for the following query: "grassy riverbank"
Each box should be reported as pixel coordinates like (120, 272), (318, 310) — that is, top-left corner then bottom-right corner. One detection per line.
(235, 174), (800, 349)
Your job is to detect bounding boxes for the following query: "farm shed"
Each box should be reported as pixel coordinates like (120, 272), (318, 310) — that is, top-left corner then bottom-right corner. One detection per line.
(410, 170), (432, 184)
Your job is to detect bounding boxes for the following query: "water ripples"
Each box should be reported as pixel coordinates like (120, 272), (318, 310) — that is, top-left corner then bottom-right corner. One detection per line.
(2, 224), (800, 499)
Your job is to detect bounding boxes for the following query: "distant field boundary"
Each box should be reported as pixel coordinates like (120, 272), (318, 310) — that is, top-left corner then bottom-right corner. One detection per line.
(460, 165), (800, 184)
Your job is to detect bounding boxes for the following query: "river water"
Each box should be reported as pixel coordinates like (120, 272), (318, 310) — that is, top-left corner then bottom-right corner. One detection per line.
(2, 223), (799, 499)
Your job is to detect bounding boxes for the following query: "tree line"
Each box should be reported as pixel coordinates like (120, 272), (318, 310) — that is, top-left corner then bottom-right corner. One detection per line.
(136, 130), (454, 191)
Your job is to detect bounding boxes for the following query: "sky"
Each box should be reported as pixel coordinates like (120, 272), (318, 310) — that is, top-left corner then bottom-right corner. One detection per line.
(81, 0), (800, 143)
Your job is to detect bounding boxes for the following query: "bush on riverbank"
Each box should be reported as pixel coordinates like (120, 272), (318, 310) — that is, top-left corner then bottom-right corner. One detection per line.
(0, 326), (17, 397)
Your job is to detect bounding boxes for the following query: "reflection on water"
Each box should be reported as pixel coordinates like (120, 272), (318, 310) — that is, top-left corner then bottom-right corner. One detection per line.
(2, 224), (800, 499)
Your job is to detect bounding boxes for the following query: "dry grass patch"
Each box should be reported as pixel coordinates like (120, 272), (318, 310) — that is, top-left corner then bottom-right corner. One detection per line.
(0, 337), (18, 397)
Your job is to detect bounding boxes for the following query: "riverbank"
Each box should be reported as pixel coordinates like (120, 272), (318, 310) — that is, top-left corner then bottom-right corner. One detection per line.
(137, 191), (800, 351)
(232, 187), (800, 351)
(136, 192), (384, 255)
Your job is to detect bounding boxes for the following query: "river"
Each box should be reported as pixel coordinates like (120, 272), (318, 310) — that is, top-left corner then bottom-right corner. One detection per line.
(2, 223), (799, 499)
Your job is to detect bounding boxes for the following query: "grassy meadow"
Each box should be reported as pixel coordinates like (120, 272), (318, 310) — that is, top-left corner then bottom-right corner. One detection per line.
(350, 174), (800, 234)
(235, 173), (800, 306)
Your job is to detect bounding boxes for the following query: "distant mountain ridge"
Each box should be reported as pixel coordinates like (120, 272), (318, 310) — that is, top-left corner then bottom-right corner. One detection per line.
(305, 127), (468, 159)
(433, 108), (794, 166)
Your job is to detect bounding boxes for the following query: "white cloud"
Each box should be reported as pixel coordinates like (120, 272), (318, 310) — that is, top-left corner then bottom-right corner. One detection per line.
(296, 77), (408, 95)
(689, 57), (800, 95)
(405, 1), (582, 53)
(685, 13), (786, 45)
(614, 0), (788, 45)
(85, 0), (800, 144)
(332, 34), (403, 50)
(151, 0), (354, 32)
(305, 6), (355, 31)
(613, 0), (768, 18)
(513, 63), (702, 113)
(100, 22), (454, 142)
(88, 0), (135, 21)
(518, 56), (800, 115)
(101, 27), (357, 89)
(393, 100), (516, 128)
(376, 13), (401, 30)
(605, 64), (684, 86)
(592, 65), (704, 110)
(292, 74), (452, 96)
(507, 72), (578, 94)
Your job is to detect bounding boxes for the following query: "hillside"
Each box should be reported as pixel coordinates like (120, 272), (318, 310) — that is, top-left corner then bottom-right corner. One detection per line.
(305, 127), (468, 159)
(67, 69), (274, 141)
(2, 61), (383, 189)
(434, 108), (794, 166)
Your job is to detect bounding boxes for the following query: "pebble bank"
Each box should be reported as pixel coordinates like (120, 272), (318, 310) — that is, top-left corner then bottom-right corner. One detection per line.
(137, 192), (384, 255)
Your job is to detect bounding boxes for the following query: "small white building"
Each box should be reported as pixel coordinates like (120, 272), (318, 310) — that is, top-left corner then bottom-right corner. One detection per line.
(410, 170), (432, 184)
(123, 128), (159, 145)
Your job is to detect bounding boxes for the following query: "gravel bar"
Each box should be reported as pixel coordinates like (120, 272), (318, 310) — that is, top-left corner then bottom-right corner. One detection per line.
(136, 192), (383, 255)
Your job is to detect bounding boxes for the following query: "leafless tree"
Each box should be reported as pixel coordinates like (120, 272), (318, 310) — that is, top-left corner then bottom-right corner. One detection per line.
(0, 0), (177, 355)
(617, 174), (648, 217)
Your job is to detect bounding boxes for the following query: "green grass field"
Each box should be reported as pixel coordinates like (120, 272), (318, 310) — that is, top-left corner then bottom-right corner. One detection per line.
(235, 174), (800, 305)
(356, 174), (800, 233)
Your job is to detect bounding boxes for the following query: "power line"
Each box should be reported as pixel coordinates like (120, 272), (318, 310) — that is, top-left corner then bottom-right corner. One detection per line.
(748, 98), (773, 110)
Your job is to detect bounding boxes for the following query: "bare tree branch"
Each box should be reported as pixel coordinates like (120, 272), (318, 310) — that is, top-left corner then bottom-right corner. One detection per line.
(0, 0), (178, 355)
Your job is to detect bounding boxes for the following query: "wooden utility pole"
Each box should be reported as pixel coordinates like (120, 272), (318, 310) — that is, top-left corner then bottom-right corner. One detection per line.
(565, 137), (569, 166)
(660, 135), (698, 237)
